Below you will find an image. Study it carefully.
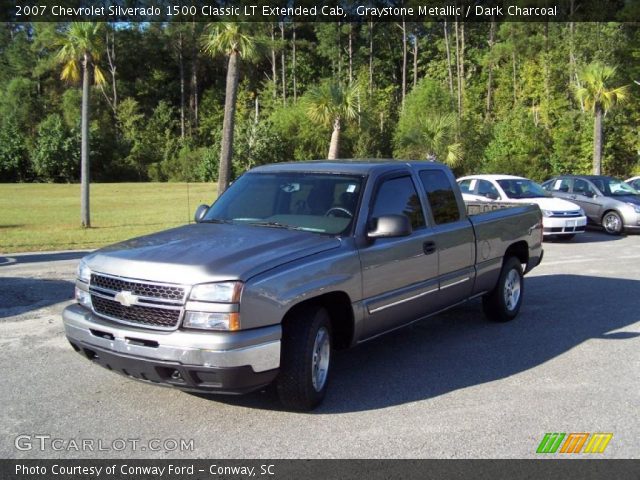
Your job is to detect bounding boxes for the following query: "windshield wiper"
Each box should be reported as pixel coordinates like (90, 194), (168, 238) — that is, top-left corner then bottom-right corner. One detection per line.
(200, 218), (233, 224)
(248, 221), (321, 232)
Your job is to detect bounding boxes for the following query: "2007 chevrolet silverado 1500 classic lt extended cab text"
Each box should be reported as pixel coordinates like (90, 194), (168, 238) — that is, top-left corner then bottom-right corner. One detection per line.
(63, 161), (543, 410)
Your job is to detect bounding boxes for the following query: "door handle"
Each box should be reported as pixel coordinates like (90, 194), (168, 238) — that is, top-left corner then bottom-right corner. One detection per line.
(423, 241), (437, 255)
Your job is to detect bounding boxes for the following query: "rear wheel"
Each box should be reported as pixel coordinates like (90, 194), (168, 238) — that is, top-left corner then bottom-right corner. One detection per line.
(482, 256), (524, 322)
(276, 306), (332, 411)
(602, 211), (623, 235)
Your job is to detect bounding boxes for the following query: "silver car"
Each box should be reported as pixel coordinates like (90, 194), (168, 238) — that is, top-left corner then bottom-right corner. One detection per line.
(541, 175), (640, 235)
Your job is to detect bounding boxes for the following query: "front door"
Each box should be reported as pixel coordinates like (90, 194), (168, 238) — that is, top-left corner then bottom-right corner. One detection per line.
(358, 174), (439, 339)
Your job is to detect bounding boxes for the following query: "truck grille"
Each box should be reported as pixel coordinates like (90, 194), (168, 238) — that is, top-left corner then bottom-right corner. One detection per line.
(91, 274), (185, 301)
(89, 273), (187, 330)
(92, 296), (182, 329)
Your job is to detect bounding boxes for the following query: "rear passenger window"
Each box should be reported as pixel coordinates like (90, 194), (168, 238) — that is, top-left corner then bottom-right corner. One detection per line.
(371, 176), (425, 230)
(419, 170), (461, 225)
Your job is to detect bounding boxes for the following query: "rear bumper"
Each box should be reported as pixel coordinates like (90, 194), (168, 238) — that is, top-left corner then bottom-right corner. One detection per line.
(63, 304), (281, 394)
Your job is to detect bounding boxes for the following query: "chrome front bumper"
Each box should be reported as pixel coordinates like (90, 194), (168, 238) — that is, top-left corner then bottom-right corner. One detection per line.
(63, 303), (281, 373)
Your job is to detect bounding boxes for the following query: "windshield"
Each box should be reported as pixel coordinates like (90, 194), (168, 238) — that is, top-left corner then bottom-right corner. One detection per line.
(497, 179), (549, 199)
(592, 177), (639, 196)
(203, 172), (364, 235)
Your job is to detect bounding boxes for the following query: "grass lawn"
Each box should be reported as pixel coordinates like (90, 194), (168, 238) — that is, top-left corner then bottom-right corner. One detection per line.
(0, 182), (217, 253)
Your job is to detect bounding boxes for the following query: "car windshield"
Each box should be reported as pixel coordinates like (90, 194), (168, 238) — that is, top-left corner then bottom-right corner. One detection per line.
(496, 179), (549, 199)
(592, 178), (639, 196)
(203, 172), (364, 235)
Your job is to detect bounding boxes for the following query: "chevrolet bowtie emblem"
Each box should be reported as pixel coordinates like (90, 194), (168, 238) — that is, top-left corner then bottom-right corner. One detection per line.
(114, 290), (138, 307)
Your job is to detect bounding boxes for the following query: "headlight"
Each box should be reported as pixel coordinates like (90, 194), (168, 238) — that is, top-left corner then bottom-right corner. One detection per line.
(183, 311), (240, 331)
(76, 261), (91, 283)
(189, 281), (243, 303)
(541, 209), (553, 217)
(578, 208), (585, 216)
(75, 287), (92, 309)
(627, 202), (640, 214)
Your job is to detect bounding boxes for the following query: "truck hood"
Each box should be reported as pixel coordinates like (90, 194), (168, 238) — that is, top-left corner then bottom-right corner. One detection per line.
(83, 223), (341, 285)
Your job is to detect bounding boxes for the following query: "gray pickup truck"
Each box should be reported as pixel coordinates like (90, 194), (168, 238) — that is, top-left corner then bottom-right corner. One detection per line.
(63, 161), (543, 410)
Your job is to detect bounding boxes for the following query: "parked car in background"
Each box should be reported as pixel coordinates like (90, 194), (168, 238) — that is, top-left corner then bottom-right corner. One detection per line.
(541, 175), (640, 235)
(457, 175), (587, 240)
(626, 176), (640, 191)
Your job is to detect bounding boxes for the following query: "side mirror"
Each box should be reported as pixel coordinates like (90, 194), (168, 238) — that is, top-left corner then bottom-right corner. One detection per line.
(367, 215), (412, 239)
(194, 204), (210, 223)
(485, 192), (499, 200)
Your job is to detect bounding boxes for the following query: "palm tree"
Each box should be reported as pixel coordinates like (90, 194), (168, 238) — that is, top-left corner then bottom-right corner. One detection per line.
(56, 22), (106, 228)
(575, 62), (629, 175)
(306, 82), (360, 159)
(421, 113), (462, 167)
(202, 23), (258, 195)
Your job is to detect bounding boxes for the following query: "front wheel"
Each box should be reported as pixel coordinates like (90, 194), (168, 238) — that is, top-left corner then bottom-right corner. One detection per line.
(482, 256), (524, 322)
(276, 306), (332, 411)
(602, 211), (623, 235)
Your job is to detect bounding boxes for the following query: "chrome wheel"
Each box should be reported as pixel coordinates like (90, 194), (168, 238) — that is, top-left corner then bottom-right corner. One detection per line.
(603, 212), (622, 234)
(503, 269), (521, 312)
(311, 326), (330, 392)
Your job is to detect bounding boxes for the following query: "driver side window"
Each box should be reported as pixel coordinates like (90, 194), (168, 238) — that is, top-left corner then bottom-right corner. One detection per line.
(371, 176), (426, 230)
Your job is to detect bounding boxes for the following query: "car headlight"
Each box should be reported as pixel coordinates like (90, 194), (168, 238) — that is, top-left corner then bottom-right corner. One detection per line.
(189, 281), (243, 303)
(76, 260), (91, 283)
(626, 202), (640, 214)
(541, 209), (553, 217)
(183, 311), (240, 331)
(75, 287), (92, 309)
(578, 208), (585, 216)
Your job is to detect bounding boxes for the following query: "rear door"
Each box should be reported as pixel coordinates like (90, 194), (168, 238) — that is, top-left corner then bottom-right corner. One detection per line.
(418, 168), (475, 311)
(358, 173), (440, 339)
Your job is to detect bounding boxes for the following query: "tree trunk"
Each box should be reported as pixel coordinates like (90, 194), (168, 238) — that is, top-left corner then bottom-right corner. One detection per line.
(369, 20), (374, 94)
(348, 23), (353, 84)
(444, 20), (454, 96)
(271, 24), (277, 99)
(192, 59), (199, 130)
(280, 22), (286, 104)
(218, 52), (240, 195)
(328, 118), (341, 160)
(593, 103), (603, 175)
(106, 30), (117, 112)
(454, 18), (462, 117)
(512, 50), (517, 104)
(178, 33), (185, 139)
(485, 18), (496, 121)
(80, 53), (91, 228)
(413, 30), (418, 88)
(401, 18), (407, 109)
(292, 22), (297, 102)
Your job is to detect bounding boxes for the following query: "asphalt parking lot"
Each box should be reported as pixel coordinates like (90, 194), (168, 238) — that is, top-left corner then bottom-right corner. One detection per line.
(0, 230), (638, 459)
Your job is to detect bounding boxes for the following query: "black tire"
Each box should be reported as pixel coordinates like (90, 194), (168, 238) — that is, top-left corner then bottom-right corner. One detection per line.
(602, 211), (623, 235)
(276, 306), (332, 411)
(482, 256), (524, 322)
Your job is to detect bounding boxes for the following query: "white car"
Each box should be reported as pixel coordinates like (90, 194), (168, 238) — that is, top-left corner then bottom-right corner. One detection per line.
(626, 176), (640, 191)
(458, 174), (587, 239)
